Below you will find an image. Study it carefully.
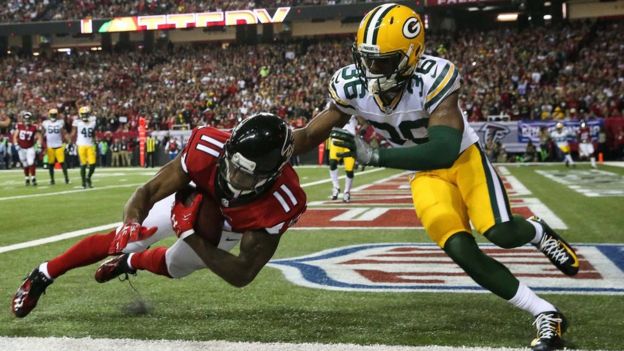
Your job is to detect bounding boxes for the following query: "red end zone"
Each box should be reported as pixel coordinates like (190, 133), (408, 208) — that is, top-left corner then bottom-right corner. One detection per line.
(297, 170), (564, 229)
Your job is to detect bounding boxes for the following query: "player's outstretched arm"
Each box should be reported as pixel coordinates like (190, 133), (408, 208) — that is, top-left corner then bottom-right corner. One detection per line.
(124, 153), (190, 224)
(292, 102), (351, 156)
(183, 230), (281, 288)
(333, 92), (464, 171)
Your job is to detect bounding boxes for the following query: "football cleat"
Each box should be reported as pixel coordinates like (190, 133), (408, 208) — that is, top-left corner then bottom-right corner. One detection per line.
(343, 192), (351, 203)
(12, 267), (53, 318)
(531, 311), (568, 351)
(331, 187), (340, 200)
(86, 178), (93, 188)
(530, 216), (579, 276)
(25, 179), (30, 186)
(95, 254), (136, 283)
(50, 178), (55, 185)
(32, 178), (37, 186)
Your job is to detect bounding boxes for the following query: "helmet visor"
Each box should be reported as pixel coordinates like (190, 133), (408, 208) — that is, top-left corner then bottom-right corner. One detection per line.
(361, 52), (404, 77)
(223, 153), (272, 192)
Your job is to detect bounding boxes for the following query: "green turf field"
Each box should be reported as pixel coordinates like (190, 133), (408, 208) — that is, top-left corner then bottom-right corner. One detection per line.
(1, 164), (623, 350)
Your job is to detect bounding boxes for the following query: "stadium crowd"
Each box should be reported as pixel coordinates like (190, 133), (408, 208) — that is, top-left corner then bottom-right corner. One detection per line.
(0, 0), (375, 23)
(0, 20), (623, 165)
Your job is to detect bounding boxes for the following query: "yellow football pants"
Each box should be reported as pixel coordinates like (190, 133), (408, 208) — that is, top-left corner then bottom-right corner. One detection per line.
(47, 146), (65, 164)
(410, 143), (512, 248)
(329, 139), (355, 172)
(78, 145), (97, 166)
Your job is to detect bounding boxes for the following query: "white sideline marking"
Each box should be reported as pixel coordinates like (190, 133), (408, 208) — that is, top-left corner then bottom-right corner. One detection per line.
(0, 183), (143, 201)
(0, 223), (121, 254)
(0, 337), (536, 351)
(0, 169), (391, 254)
(0, 168), (385, 202)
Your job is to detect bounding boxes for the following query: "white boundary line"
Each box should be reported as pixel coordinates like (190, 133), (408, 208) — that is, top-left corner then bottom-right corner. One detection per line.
(0, 223), (121, 254)
(0, 337), (537, 351)
(0, 168), (387, 202)
(0, 183), (144, 201)
(0, 168), (390, 254)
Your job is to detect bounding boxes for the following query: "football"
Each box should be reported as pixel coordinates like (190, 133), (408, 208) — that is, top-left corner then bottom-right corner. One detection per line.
(175, 186), (224, 245)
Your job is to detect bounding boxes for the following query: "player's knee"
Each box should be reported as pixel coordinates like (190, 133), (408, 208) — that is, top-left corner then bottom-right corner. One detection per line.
(443, 232), (477, 264)
(329, 160), (338, 170)
(346, 170), (354, 178)
(484, 221), (520, 249)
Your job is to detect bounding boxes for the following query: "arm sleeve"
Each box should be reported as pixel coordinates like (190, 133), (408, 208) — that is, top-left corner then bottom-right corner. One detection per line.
(377, 126), (462, 171)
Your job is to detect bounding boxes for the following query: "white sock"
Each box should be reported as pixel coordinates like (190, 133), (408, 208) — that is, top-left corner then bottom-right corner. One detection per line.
(566, 154), (574, 165)
(39, 262), (53, 280)
(528, 218), (544, 245)
(590, 157), (596, 168)
(127, 253), (135, 270)
(330, 169), (339, 189)
(508, 282), (556, 316)
(344, 176), (353, 193)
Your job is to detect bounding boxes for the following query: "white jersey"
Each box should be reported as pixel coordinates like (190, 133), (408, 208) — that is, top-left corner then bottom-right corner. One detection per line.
(328, 54), (479, 152)
(73, 117), (97, 146)
(41, 119), (65, 148)
(550, 129), (569, 148)
(342, 116), (357, 135)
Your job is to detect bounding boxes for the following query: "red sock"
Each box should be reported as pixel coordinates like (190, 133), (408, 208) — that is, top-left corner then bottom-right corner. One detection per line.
(30, 165), (36, 176)
(47, 230), (116, 279)
(130, 247), (171, 278)
(23, 167), (28, 177)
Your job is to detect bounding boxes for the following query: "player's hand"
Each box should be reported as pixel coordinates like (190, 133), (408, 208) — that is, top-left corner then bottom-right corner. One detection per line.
(331, 128), (379, 166)
(171, 193), (203, 239)
(108, 222), (158, 255)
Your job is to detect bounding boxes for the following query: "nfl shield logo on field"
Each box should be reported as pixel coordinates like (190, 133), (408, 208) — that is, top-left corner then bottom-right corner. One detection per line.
(269, 243), (624, 295)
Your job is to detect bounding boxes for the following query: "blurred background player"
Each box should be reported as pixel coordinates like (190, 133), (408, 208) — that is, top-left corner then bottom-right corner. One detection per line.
(328, 115), (358, 202)
(41, 108), (70, 184)
(13, 111), (41, 186)
(577, 121), (596, 168)
(551, 122), (574, 168)
(72, 106), (97, 188)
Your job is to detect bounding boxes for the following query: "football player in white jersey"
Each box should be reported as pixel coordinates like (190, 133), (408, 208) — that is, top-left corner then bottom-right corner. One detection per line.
(42, 108), (70, 185)
(327, 115), (358, 202)
(293, 4), (578, 350)
(551, 122), (574, 168)
(71, 106), (97, 188)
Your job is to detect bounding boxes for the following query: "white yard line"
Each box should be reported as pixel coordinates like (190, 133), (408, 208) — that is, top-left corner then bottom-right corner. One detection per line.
(0, 223), (121, 254)
(0, 337), (540, 351)
(0, 183), (144, 201)
(0, 168), (392, 254)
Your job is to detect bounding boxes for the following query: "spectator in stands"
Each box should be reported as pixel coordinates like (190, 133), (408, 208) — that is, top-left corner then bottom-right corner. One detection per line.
(111, 139), (122, 167)
(120, 136), (131, 167)
(165, 136), (180, 161)
(97, 138), (109, 167)
(145, 134), (157, 168)
(524, 140), (538, 162)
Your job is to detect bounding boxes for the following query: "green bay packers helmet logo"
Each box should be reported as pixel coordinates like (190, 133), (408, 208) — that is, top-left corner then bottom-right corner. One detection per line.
(403, 17), (421, 39)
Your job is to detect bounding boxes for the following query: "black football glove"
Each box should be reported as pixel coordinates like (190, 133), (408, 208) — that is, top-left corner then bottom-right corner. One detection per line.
(330, 128), (379, 166)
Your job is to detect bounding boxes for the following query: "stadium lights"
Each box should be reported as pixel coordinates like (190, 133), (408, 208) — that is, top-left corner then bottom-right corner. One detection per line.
(57, 48), (71, 52)
(544, 1), (551, 6)
(543, 14), (552, 20)
(90, 47), (102, 51)
(467, 7), (479, 11)
(33, 52), (39, 56)
(496, 13), (519, 22)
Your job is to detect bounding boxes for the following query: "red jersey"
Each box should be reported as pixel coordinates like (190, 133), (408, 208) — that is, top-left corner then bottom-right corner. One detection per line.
(15, 123), (38, 148)
(182, 126), (307, 235)
(578, 127), (591, 143)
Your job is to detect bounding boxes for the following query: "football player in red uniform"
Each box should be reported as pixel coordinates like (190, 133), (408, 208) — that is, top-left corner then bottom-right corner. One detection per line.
(577, 121), (596, 168)
(12, 113), (307, 318)
(12, 111), (41, 186)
